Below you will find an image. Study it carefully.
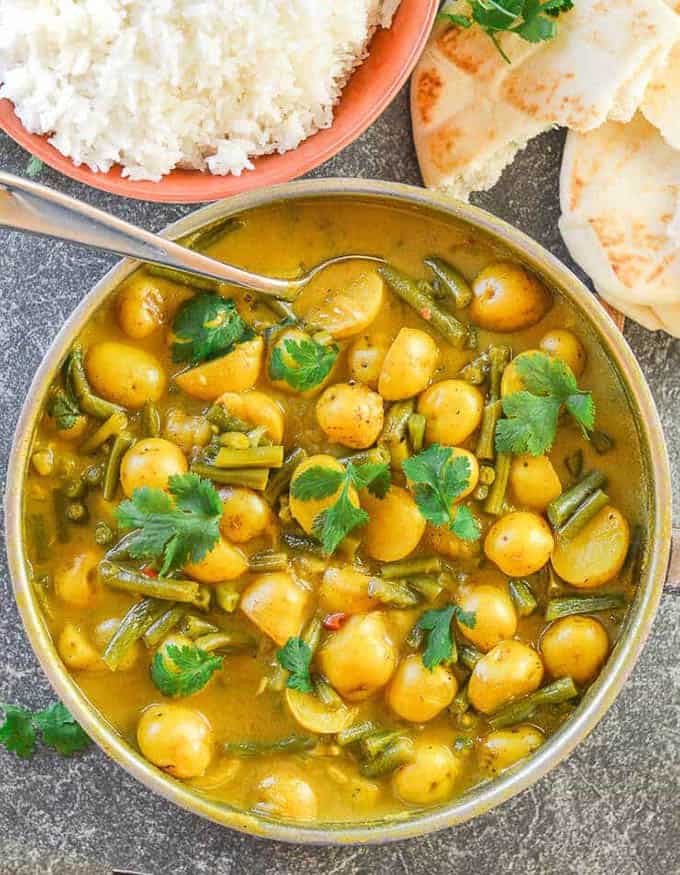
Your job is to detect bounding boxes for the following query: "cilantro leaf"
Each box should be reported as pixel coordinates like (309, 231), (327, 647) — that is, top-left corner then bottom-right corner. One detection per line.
(313, 478), (369, 555)
(269, 337), (339, 392)
(276, 637), (313, 692)
(115, 473), (222, 575)
(33, 703), (90, 755)
(290, 467), (344, 501)
(151, 644), (223, 697)
(496, 353), (596, 456)
(171, 294), (253, 366)
(402, 445), (481, 542)
(0, 705), (37, 759)
(438, 11), (473, 27)
(348, 461), (391, 499)
(417, 605), (476, 670)
(46, 387), (82, 431)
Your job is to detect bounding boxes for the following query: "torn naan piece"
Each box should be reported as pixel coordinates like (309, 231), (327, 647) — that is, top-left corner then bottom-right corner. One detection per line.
(642, 33), (680, 149)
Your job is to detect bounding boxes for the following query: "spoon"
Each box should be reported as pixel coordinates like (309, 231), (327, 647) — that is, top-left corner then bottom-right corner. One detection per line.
(0, 172), (384, 302)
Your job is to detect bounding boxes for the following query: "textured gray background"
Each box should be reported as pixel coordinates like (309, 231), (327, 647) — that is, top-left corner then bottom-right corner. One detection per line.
(0, 88), (678, 875)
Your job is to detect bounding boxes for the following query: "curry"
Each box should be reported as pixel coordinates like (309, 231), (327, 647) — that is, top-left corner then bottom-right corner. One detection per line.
(22, 199), (645, 824)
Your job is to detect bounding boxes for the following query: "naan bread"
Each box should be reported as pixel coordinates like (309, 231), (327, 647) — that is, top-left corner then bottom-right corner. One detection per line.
(641, 1), (680, 147)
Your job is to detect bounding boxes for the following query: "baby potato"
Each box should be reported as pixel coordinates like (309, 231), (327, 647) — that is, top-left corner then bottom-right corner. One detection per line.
(120, 438), (187, 497)
(551, 505), (630, 588)
(318, 565), (379, 615)
(447, 448), (479, 500)
(468, 640), (544, 714)
(500, 350), (539, 397)
(418, 380), (484, 446)
(295, 269), (384, 339)
(290, 455), (360, 536)
(316, 383), (384, 449)
(318, 613), (397, 701)
(478, 726), (544, 775)
(163, 408), (212, 453)
(285, 688), (356, 734)
(174, 337), (263, 401)
(92, 617), (143, 671)
(386, 654), (457, 722)
(268, 327), (337, 397)
(378, 328), (438, 401)
(509, 454), (562, 511)
(184, 535), (248, 583)
(220, 487), (271, 544)
(541, 616), (609, 684)
(470, 261), (551, 332)
(240, 572), (310, 645)
(426, 522), (482, 562)
(253, 767), (318, 821)
(86, 342), (166, 409)
(52, 415), (88, 442)
(539, 329), (586, 377)
(361, 486), (426, 562)
(54, 551), (100, 607)
(215, 390), (285, 443)
(392, 742), (463, 805)
(116, 273), (165, 339)
(137, 704), (214, 779)
(485, 512), (554, 577)
(58, 623), (105, 671)
(347, 333), (391, 388)
(456, 583), (517, 652)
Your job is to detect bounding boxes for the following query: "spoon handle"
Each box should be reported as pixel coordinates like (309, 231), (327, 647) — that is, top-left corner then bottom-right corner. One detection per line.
(0, 172), (298, 300)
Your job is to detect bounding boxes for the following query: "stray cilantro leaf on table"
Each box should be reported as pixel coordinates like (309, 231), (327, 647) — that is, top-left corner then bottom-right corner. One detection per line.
(25, 156), (44, 178)
(0, 705), (36, 758)
(115, 473), (222, 574)
(46, 387), (82, 431)
(495, 352), (595, 456)
(151, 644), (223, 697)
(0, 702), (90, 759)
(417, 605), (476, 670)
(276, 637), (313, 692)
(402, 445), (481, 542)
(269, 337), (339, 392)
(171, 294), (254, 366)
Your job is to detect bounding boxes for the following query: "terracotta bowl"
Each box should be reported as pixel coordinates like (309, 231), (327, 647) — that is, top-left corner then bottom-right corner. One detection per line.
(0, 1), (437, 203)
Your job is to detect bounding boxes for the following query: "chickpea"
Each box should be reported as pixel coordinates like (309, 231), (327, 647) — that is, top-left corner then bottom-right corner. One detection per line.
(120, 438), (187, 497)
(289, 455), (360, 536)
(86, 342), (166, 409)
(220, 487), (271, 543)
(163, 408), (212, 453)
(347, 333), (391, 388)
(215, 391), (285, 443)
(539, 329), (586, 377)
(240, 573), (310, 645)
(418, 380), (484, 446)
(93, 618), (143, 671)
(137, 704), (214, 779)
(318, 613), (397, 701)
(456, 583), (517, 652)
(470, 262), (551, 332)
(54, 551), (99, 607)
(378, 328), (438, 401)
(58, 623), (104, 671)
(386, 654), (457, 722)
(468, 640), (544, 714)
(500, 350), (540, 397)
(316, 383), (384, 449)
(318, 565), (379, 615)
(509, 454), (562, 511)
(253, 767), (318, 821)
(174, 337), (264, 401)
(478, 726), (544, 775)
(116, 274), (165, 339)
(485, 512), (554, 576)
(361, 486), (426, 562)
(392, 742), (463, 805)
(541, 616), (609, 685)
(184, 535), (248, 583)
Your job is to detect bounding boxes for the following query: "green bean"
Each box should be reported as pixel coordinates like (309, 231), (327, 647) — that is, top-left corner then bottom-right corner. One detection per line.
(102, 597), (167, 670)
(103, 433), (134, 501)
(547, 470), (607, 529)
(206, 405), (250, 433)
(509, 579), (537, 617)
(177, 216), (243, 252)
(214, 445), (284, 469)
(382, 556), (442, 579)
(66, 500), (89, 524)
(99, 560), (210, 608)
(302, 615), (323, 654)
(565, 449), (584, 479)
(281, 531), (325, 556)
(94, 521), (114, 547)
(360, 737), (415, 777)
(405, 622), (425, 650)
(64, 477), (87, 500)
(379, 265), (470, 348)
(465, 327), (479, 350)
(190, 461), (269, 490)
(381, 400), (415, 445)
(264, 448), (307, 504)
(52, 489), (70, 543)
(557, 489), (609, 540)
(215, 582), (242, 613)
(143, 606), (184, 647)
(248, 551), (289, 573)
(84, 464), (104, 488)
(361, 730), (401, 759)
(79, 411), (129, 454)
(476, 346), (511, 461)
(473, 484), (489, 501)
(622, 524), (643, 581)
(313, 677), (343, 709)
(424, 256), (473, 309)
(146, 264), (219, 291)
(450, 683), (470, 716)
(336, 721), (382, 747)
(246, 426), (270, 448)
(453, 735), (475, 752)
(65, 345), (123, 420)
(459, 644), (483, 671)
(489, 677), (579, 729)
(367, 578), (420, 608)
(141, 402), (161, 438)
(479, 464), (495, 485)
(590, 430), (614, 454)
(483, 452), (511, 515)
(180, 615), (220, 639)
(222, 735), (316, 757)
(545, 594), (625, 622)
(339, 446), (391, 467)
(194, 630), (255, 652)
(266, 298), (296, 322)
(27, 514), (50, 563)
(406, 413), (426, 453)
(458, 351), (490, 385)
(407, 575), (445, 602)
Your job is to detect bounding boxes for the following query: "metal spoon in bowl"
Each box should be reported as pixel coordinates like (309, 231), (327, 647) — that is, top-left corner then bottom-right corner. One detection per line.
(0, 172), (384, 302)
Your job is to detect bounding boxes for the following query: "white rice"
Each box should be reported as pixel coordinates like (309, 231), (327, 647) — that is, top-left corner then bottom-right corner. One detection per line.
(0, 0), (400, 180)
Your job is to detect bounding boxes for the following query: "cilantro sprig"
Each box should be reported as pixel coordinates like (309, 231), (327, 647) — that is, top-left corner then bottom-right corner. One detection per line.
(417, 605), (476, 670)
(495, 352), (595, 456)
(276, 637), (313, 692)
(290, 461), (391, 554)
(46, 386), (82, 431)
(269, 337), (339, 392)
(171, 294), (254, 366)
(115, 473), (222, 575)
(0, 702), (90, 759)
(151, 644), (223, 697)
(402, 446), (481, 542)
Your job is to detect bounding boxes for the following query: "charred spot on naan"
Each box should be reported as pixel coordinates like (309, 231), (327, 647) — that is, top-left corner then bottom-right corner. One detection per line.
(414, 67), (444, 126)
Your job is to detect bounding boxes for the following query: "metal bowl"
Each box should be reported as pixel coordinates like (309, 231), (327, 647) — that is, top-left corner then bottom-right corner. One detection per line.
(4, 179), (672, 844)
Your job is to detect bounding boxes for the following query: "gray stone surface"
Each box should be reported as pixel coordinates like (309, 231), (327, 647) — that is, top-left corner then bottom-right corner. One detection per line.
(0, 86), (678, 874)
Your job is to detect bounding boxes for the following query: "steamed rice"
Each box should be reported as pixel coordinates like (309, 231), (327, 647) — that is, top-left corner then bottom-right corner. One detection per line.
(0, 0), (400, 181)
